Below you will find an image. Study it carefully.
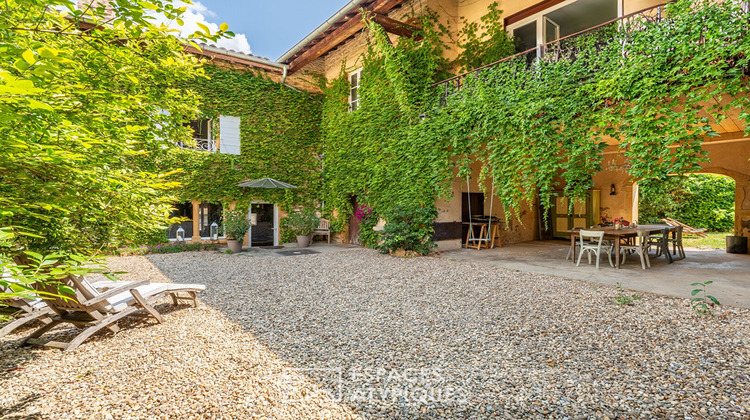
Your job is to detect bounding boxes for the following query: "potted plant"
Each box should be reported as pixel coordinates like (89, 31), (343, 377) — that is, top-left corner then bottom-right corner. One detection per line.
(223, 209), (250, 253)
(726, 228), (748, 254)
(284, 208), (320, 248)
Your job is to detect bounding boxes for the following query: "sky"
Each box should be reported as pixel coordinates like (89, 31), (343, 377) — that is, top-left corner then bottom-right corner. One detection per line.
(168, 1), (351, 60)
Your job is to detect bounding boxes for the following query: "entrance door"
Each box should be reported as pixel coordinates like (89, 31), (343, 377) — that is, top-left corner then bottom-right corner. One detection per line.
(349, 197), (361, 245)
(249, 203), (276, 247)
(550, 190), (601, 239)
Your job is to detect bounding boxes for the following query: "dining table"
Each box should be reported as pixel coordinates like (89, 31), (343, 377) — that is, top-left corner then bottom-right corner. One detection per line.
(565, 224), (677, 268)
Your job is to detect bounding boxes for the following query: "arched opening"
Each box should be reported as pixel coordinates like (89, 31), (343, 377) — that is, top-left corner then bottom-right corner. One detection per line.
(636, 173), (736, 249)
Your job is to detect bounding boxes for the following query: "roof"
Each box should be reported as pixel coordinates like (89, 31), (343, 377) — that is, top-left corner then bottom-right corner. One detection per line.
(186, 43), (287, 73)
(278, 0), (407, 73)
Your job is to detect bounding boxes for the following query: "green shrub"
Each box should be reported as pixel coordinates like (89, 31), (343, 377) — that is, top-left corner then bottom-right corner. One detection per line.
(639, 174), (734, 231)
(358, 208), (381, 249)
(118, 242), (219, 255)
(282, 208), (320, 237)
(377, 205), (436, 255)
(223, 209), (250, 240)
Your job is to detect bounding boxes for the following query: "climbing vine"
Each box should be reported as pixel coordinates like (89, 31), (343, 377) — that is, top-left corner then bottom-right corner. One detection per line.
(319, 9), (454, 252)
(422, 0), (750, 222)
(146, 65), (323, 212)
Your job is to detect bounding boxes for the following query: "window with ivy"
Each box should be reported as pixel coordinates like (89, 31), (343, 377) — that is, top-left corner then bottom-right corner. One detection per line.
(349, 68), (362, 111)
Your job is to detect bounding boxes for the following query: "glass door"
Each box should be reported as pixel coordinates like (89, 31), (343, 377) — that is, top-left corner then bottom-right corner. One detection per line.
(249, 203), (276, 247)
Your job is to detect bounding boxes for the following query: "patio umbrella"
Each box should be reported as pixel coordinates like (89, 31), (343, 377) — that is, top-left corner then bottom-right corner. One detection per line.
(236, 177), (297, 189)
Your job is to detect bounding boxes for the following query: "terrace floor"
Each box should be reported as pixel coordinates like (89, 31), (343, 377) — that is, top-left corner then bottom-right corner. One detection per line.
(439, 240), (750, 309)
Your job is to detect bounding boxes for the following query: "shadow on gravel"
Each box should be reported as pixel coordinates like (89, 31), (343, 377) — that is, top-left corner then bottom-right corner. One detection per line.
(0, 393), (43, 419)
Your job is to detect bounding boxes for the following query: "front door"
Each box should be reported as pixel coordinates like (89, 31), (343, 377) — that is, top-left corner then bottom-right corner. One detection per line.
(249, 203), (276, 247)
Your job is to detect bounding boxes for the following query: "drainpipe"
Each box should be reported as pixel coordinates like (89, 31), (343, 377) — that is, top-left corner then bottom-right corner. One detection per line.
(277, 0), (366, 63)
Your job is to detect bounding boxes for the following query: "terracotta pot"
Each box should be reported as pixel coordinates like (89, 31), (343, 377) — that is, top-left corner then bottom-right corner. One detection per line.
(296, 235), (311, 248)
(726, 236), (748, 254)
(226, 239), (243, 253)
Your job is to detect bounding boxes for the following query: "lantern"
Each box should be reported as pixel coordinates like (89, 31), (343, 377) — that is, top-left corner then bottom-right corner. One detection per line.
(176, 226), (185, 242)
(210, 222), (219, 241)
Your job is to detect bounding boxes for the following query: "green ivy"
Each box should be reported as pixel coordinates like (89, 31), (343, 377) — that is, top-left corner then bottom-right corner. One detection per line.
(422, 0), (750, 222)
(145, 66), (324, 212)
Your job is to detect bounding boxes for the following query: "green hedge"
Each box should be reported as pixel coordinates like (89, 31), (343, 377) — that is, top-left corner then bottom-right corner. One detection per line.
(639, 174), (735, 231)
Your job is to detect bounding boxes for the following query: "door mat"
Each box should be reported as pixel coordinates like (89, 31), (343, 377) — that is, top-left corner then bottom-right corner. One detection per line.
(276, 249), (321, 257)
(259, 246), (285, 249)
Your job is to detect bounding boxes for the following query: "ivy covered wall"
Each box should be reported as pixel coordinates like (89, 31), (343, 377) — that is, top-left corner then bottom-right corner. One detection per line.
(152, 65), (324, 210)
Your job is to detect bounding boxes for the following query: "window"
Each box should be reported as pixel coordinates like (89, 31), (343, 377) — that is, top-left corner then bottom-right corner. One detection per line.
(167, 201), (193, 240)
(198, 203), (223, 238)
(179, 119), (215, 152)
(508, 0), (619, 55)
(349, 68), (362, 112)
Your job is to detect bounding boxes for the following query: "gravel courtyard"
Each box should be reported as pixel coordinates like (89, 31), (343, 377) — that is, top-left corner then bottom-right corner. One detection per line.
(2, 248), (749, 418)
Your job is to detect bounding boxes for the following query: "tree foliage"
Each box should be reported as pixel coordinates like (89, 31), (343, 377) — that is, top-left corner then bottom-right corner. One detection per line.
(0, 0), (228, 297)
(639, 174), (735, 232)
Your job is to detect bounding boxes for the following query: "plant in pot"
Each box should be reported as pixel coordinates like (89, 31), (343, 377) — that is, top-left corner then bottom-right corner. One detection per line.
(726, 228), (748, 254)
(223, 209), (250, 253)
(284, 208), (319, 248)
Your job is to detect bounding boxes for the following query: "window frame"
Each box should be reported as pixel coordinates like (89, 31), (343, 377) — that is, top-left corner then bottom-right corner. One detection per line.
(348, 68), (362, 112)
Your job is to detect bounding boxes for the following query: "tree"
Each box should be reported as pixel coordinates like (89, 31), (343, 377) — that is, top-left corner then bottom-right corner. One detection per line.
(0, 0), (229, 297)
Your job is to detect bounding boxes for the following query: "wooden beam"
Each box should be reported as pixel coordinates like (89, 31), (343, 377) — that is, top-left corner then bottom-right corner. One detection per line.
(287, 0), (407, 74)
(289, 16), (366, 73)
(371, 0), (404, 14)
(370, 13), (421, 39)
(505, 0), (568, 27)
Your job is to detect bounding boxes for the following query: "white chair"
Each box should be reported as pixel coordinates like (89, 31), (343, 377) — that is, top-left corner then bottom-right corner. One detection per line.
(621, 230), (651, 269)
(576, 230), (614, 269)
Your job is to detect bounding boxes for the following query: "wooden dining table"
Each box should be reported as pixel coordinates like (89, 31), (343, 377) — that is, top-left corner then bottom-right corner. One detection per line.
(565, 224), (676, 269)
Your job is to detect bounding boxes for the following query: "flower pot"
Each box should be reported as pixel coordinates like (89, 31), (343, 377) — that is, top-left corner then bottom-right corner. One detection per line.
(226, 239), (243, 253)
(296, 235), (311, 248)
(726, 235), (748, 254)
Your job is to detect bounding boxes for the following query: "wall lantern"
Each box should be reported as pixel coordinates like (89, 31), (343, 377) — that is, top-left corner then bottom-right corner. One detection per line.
(610, 184), (616, 195)
(176, 226), (186, 242)
(210, 222), (219, 241)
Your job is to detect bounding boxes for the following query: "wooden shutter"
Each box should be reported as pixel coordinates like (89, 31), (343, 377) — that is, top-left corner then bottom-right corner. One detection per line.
(219, 116), (241, 155)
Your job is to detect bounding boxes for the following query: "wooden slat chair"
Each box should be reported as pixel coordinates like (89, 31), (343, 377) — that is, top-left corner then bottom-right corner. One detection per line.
(21, 275), (204, 351)
(1, 292), (54, 337)
(313, 218), (331, 244)
(661, 217), (708, 238)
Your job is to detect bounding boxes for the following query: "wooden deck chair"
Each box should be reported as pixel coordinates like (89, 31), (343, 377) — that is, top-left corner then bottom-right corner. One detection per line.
(313, 218), (331, 244)
(20, 275), (205, 351)
(661, 217), (708, 238)
(1, 292), (55, 337)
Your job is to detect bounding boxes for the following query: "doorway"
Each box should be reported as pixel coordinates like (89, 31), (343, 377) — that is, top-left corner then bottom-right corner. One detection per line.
(349, 197), (361, 245)
(249, 203), (278, 247)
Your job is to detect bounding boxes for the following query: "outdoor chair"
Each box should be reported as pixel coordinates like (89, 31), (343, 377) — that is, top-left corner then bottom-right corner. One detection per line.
(19, 275), (205, 351)
(667, 225), (685, 259)
(313, 218), (331, 244)
(1, 290), (54, 338)
(620, 230), (651, 269)
(576, 230), (614, 269)
(661, 217), (707, 238)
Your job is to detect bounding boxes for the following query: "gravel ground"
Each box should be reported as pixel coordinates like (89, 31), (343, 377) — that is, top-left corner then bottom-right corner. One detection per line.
(1, 248), (749, 419)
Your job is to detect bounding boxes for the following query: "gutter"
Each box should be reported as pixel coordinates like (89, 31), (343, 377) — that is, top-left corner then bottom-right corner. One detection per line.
(199, 44), (290, 83)
(277, 0), (366, 63)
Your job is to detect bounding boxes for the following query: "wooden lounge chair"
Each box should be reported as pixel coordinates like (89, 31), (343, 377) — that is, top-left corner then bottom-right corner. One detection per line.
(313, 218), (331, 244)
(1, 291), (55, 337)
(661, 217), (708, 238)
(20, 275), (204, 351)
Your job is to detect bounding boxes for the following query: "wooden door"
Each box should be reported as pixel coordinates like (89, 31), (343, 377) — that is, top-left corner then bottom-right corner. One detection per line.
(348, 197), (361, 245)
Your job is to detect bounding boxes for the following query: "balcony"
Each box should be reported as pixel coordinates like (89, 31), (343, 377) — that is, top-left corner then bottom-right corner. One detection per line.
(178, 138), (216, 152)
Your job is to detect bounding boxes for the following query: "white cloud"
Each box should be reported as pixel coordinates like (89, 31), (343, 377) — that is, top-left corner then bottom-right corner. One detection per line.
(158, 1), (252, 54)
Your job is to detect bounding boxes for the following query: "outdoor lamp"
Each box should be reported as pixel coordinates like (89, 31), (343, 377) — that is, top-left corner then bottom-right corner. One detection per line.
(176, 226), (185, 242)
(610, 184), (616, 195)
(210, 222), (219, 241)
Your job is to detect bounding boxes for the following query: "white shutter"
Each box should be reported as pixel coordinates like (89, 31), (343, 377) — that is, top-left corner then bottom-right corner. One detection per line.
(219, 115), (241, 155)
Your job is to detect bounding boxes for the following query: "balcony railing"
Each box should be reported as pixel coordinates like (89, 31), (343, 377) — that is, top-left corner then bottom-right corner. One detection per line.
(433, 3), (674, 102)
(178, 138), (216, 152)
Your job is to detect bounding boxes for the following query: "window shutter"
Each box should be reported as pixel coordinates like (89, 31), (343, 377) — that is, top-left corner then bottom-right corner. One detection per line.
(219, 116), (241, 155)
